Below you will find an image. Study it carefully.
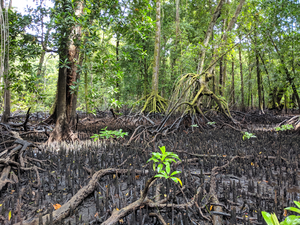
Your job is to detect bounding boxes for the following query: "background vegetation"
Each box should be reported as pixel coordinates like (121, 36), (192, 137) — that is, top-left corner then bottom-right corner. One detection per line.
(1, 0), (299, 114)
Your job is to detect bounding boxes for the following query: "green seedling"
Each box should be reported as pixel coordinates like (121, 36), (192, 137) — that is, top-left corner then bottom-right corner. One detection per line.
(275, 124), (294, 132)
(191, 124), (199, 127)
(242, 132), (257, 140)
(207, 121), (216, 125)
(90, 127), (128, 141)
(147, 146), (182, 186)
(262, 201), (300, 225)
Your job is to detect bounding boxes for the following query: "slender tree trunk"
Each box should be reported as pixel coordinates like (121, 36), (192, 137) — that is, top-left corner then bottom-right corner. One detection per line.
(197, 0), (226, 74)
(1, 2), (10, 122)
(238, 41), (244, 111)
(268, 34), (300, 113)
(116, 36), (120, 100)
(231, 54), (235, 105)
(142, 40), (148, 97)
(84, 69), (89, 113)
(256, 48), (263, 113)
(219, 56), (223, 96)
(152, 0), (161, 94)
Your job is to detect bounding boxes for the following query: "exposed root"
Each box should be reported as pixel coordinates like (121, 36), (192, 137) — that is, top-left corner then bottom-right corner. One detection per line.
(138, 92), (167, 113)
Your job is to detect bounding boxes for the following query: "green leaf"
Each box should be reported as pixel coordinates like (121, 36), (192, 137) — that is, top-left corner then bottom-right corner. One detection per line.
(170, 177), (179, 183)
(285, 207), (300, 214)
(154, 174), (165, 178)
(280, 215), (300, 225)
(261, 211), (274, 225)
(153, 163), (156, 171)
(147, 158), (153, 163)
(170, 171), (181, 176)
(165, 162), (170, 175)
(159, 146), (166, 155)
(164, 158), (176, 163)
(152, 152), (162, 159)
(157, 164), (163, 173)
(271, 213), (280, 224)
(293, 201), (300, 209)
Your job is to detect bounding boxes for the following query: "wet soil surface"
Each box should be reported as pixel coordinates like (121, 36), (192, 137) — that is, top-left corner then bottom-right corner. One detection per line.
(0, 111), (299, 225)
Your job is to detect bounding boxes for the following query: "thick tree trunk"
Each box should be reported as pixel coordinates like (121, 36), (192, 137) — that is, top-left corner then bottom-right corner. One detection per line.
(48, 1), (83, 142)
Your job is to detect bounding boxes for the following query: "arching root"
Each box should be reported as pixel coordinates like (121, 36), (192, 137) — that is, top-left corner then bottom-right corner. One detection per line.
(138, 92), (167, 113)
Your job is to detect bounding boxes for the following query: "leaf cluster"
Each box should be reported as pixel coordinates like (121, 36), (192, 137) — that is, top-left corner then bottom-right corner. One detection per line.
(275, 124), (294, 132)
(147, 146), (182, 186)
(90, 127), (128, 141)
(242, 132), (257, 140)
(262, 201), (300, 225)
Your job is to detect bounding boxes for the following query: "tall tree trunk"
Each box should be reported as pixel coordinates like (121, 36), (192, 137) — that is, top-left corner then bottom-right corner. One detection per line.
(1, 1), (10, 122)
(84, 68), (89, 113)
(197, 0), (226, 74)
(142, 40), (148, 97)
(231, 54), (235, 105)
(239, 41), (245, 111)
(219, 56), (223, 96)
(48, 0), (83, 142)
(247, 48), (253, 109)
(255, 37), (263, 114)
(152, 0), (161, 94)
(116, 35), (120, 100)
(268, 34), (300, 113)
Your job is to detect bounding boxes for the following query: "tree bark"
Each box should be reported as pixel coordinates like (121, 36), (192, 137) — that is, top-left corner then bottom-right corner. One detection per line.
(48, 0), (83, 142)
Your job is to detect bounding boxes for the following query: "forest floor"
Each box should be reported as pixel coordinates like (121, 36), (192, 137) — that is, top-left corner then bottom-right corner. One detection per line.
(0, 109), (299, 225)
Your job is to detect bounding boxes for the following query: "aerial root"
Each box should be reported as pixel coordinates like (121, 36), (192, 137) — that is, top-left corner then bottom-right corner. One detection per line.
(137, 92), (167, 113)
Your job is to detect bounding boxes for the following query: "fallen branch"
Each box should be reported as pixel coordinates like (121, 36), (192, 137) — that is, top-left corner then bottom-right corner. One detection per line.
(13, 168), (151, 225)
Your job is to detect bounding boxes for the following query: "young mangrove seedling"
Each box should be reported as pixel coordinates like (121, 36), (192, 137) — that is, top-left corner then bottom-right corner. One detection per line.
(275, 124), (294, 132)
(90, 127), (128, 141)
(242, 131), (256, 140)
(147, 146), (182, 186)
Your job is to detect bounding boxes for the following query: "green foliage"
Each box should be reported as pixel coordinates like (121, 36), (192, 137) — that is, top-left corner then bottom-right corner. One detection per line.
(109, 98), (123, 109)
(191, 124), (199, 127)
(90, 127), (128, 141)
(275, 124), (294, 132)
(242, 132), (257, 140)
(207, 121), (216, 125)
(262, 201), (300, 225)
(147, 146), (182, 186)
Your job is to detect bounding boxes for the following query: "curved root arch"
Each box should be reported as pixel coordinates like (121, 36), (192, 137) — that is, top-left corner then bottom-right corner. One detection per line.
(138, 92), (168, 113)
(167, 72), (232, 120)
